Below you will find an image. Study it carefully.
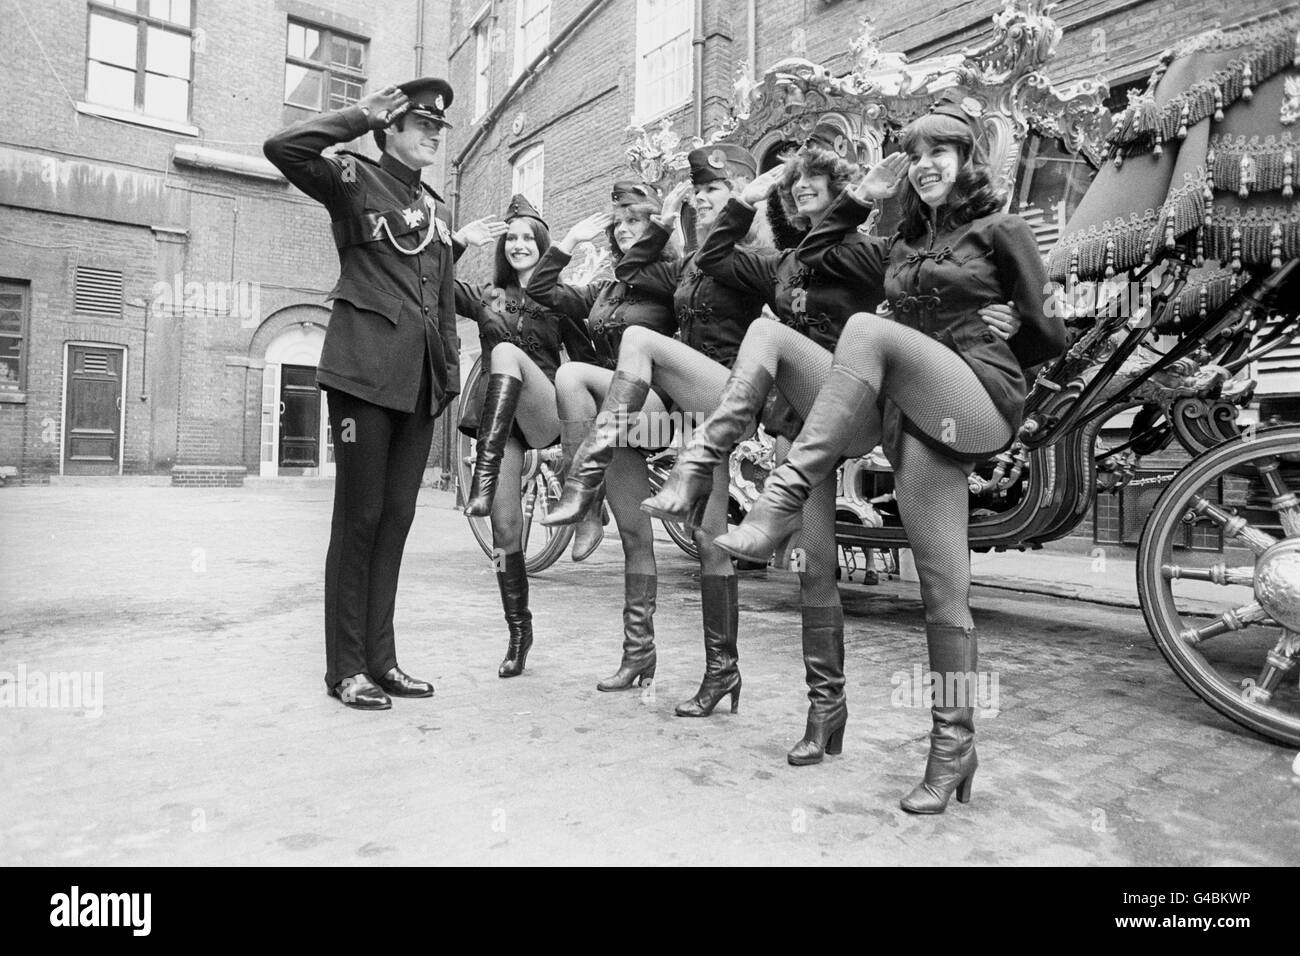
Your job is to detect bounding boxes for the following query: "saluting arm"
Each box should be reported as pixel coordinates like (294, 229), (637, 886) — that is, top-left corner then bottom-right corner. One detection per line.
(796, 192), (888, 288)
(525, 248), (604, 319)
(613, 220), (681, 299)
(695, 198), (779, 300)
(263, 107), (372, 207)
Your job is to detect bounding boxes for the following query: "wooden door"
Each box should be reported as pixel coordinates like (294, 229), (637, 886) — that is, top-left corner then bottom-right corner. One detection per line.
(279, 363), (320, 468)
(64, 345), (123, 476)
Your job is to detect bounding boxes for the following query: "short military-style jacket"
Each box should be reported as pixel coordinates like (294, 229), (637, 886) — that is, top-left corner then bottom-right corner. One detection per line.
(612, 219), (768, 369)
(453, 280), (596, 433)
(263, 107), (460, 416)
(694, 198), (885, 353)
(525, 246), (678, 368)
(798, 191), (1064, 439)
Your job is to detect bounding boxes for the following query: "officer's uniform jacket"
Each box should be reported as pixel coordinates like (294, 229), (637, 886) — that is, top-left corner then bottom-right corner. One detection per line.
(612, 219), (767, 369)
(694, 197), (885, 354)
(525, 246), (678, 368)
(797, 191), (1065, 458)
(264, 107), (460, 416)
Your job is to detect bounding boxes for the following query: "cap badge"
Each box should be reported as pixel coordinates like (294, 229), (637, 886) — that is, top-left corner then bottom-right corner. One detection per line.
(960, 97), (983, 119)
(434, 94), (445, 111)
(708, 149), (727, 169)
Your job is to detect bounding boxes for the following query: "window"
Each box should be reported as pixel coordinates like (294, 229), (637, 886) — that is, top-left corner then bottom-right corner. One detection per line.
(513, 0), (550, 78)
(512, 145), (544, 212)
(474, 17), (492, 120)
(635, 0), (692, 122)
(0, 282), (29, 392)
(85, 0), (194, 122)
(284, 19), (367, 113)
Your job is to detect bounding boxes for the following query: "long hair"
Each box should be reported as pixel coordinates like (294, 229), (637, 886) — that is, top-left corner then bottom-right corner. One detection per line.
(773, 145), (860, 233)
(493, 216), (552, 289)
(606, 201), (680, 264)
(896, 113), (1005, 242)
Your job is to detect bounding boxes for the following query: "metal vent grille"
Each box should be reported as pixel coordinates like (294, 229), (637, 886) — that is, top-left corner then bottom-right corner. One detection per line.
(82, 353), (110, 374)
(74, 267), (124, 317)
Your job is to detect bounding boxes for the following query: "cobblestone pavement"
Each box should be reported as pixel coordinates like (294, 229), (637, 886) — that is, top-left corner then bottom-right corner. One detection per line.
(1, 484), (1297, 866)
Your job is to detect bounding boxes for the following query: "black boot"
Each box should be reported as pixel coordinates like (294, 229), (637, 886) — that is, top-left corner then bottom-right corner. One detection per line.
(675, 575), (741, 717)
(641, 364), (773, 531)
(901, 625), (979, 813)
(715, 364), (876, 562)
(597, 573), (657, 690)
(465, 374), (523, 517)
(496, 551), (534, 678)
(556, 419), (607, 561)
(544, 372), (651, 527)
(787, 604), (847, 766)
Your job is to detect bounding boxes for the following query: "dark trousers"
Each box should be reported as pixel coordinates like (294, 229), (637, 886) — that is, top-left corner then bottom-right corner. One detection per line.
(323, 369), (435, 688)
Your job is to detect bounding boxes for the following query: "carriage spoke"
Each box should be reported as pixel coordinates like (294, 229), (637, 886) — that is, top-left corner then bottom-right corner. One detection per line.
(1187, 497), (1277, 555)
(1256, 460), (1300, 538)
(1162, 563), (1254, 586)
(520, 481), (537, 551)
(1241, 630), (1300, 703)
(1178, 601), (1271, 645)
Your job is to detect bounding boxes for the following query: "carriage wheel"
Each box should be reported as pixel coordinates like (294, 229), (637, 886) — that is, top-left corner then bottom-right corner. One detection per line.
(1137, 426), (1300, 747)
(457, 358), (573, 575)
(645, 452), (700, 560)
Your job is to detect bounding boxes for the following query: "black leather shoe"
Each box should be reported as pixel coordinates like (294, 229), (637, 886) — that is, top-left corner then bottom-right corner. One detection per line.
(374, 666), (434, 698)
(328, 673), (392, 710)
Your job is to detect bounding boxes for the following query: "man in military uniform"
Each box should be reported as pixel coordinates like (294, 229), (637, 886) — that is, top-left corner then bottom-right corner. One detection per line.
(265, 78), (503, 710)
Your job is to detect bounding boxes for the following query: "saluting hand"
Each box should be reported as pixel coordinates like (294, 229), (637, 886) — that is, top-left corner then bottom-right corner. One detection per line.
(978, 302), (1021, 340)
(455, 217), (508, 247)
(559, 212), (613, 253)
(740, 166), (784, 205)
(659, 181), (693, 222)
(855, 152), (910, 202)
(356, 85), (410, 129)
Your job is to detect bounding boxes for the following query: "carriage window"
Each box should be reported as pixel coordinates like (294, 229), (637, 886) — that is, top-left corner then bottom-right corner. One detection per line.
(1011, 133), (1096, 256)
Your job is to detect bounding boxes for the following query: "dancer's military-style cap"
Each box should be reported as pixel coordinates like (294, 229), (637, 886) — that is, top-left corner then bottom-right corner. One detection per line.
(928, 87), (984, 131)
(687, 144), (758, 185)
(504, 193), (547, 229)
(611, 180), (662, 208)
(801, 123), (858, 164)
(400, 77), (454, 128)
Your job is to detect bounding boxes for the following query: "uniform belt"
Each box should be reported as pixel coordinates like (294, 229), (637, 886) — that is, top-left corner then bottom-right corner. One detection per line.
(331, 206), (428, 250)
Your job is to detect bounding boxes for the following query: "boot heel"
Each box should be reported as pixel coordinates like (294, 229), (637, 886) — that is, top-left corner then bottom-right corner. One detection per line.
(825, 724), (845, 755)
(955, 771), (975, 804)
(729, 684), (741, 714)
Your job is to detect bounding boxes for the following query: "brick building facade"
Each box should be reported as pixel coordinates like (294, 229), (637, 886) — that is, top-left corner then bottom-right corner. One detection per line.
(442, 0), (1287, 552)
(0, 0), (456, 484)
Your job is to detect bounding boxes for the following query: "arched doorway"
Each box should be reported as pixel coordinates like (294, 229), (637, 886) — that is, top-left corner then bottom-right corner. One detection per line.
(260, 323), (333, 477)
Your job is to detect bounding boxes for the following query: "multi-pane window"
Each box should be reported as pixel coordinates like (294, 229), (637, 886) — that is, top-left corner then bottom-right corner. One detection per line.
(512, 145), (544, 212)
(474, 17), (492, 120)
(0, 282), (29, 392)
(635, 0), (691, 121)
(284, 20), (367, 113)
(513, 0), (550, 78)
(85, 0), (194, 122)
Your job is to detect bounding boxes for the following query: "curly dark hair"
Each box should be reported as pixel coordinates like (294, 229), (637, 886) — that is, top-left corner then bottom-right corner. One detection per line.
(606, 202), (678, 265)
(773, 145), (860, 232)
(493, 217), (552, 289)
(896, 113), (1006, 241)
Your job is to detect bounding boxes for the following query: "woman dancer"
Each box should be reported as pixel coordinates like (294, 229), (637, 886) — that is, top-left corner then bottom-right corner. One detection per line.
(457, 194), (597, 678)
(523, 182), (680, 691)
(652, 92), (1062, 810)
(542, 144), (770, 716)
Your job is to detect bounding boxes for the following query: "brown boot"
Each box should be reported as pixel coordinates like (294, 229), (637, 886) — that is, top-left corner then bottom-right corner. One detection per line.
(901, 624), (979, 813)
(597, 573), (657, 691)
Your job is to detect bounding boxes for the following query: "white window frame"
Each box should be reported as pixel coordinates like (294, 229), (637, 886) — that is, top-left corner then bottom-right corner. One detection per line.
(634, 0), (692, 124)
(511, 144), (545, 212)
(473, 16), (492, 120)
(512, 0), (550, 79)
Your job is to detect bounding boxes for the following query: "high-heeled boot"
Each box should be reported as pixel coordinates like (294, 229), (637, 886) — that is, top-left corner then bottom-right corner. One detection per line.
(597, 573), (657, 690)
(901, 624), (979, 813)
(714, 365), (876, 562)
(641, 364), (774, 530)
(557, 419), (607, 562)
(464, 374), (523, 517)
(495, 550), (534, 678)
(675, 575), (741, 717)
(543, 371), (650, 527)
(787, 604), (847, 766)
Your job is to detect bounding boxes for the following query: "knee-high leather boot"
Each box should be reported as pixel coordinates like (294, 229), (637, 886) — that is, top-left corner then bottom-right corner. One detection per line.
(543, 372), (650, 527)
(496, 551), (534, 678)
(597, 573), (657, 690)
(641, 364), (773, 531)
(465, 374), (523, 518)
(675, 575), (741, 717)
(787, 604), (847, 765)
(557, 419), (607, 562)
(714, 365), (876, 562)
(901, 624), (979, 813)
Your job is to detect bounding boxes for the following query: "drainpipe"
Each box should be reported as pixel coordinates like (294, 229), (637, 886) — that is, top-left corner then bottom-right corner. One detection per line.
(747, 0), (756, 80)
(414, 0), (425, 73)
(451, 0), (612, 227)
(693, 0), (704, 138)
